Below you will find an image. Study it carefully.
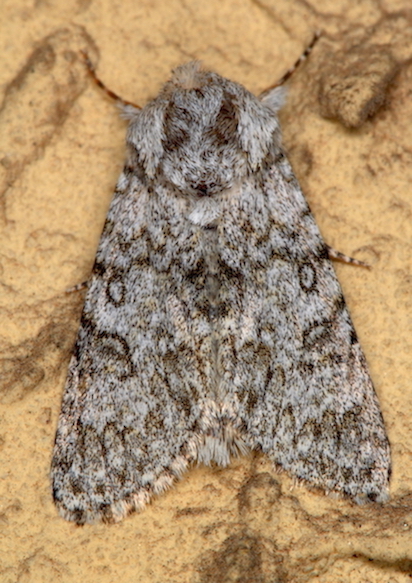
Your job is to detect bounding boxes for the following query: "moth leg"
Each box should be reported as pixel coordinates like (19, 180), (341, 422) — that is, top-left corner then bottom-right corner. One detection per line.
(260, 31), (320, 97)
(326, 245), (370, 268)
(65, 280), (88, 294)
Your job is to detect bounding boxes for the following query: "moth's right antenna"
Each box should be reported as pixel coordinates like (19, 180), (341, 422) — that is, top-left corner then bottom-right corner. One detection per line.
(260, 31), (321, 98)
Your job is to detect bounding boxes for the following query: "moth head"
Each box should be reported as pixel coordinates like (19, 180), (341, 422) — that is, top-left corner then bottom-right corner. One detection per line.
(126, 62), (282, 195)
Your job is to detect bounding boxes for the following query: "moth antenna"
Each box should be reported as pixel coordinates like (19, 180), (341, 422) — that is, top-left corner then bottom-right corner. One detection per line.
(81, 51), (141, 109)
(260, 31), (321, 97)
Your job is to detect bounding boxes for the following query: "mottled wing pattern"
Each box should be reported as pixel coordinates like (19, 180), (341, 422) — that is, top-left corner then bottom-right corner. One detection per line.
(215, 154), (390, 503)
(52, 169), (220, 524)
(52, 61), (390, 524)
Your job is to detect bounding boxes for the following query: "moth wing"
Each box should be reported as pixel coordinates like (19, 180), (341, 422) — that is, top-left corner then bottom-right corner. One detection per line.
(218, 155), (390, 502)
(51, 171), (212, 524)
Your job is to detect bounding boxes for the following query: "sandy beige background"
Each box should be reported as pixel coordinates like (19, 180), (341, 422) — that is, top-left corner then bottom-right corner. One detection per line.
(1, 1), (412, 582)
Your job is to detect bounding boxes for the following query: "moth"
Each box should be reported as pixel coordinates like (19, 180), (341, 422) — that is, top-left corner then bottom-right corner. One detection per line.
(52, 42), (391, 524)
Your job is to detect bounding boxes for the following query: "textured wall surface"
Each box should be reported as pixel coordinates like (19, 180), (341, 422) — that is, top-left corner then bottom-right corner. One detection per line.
(1, 1), (411, 582)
